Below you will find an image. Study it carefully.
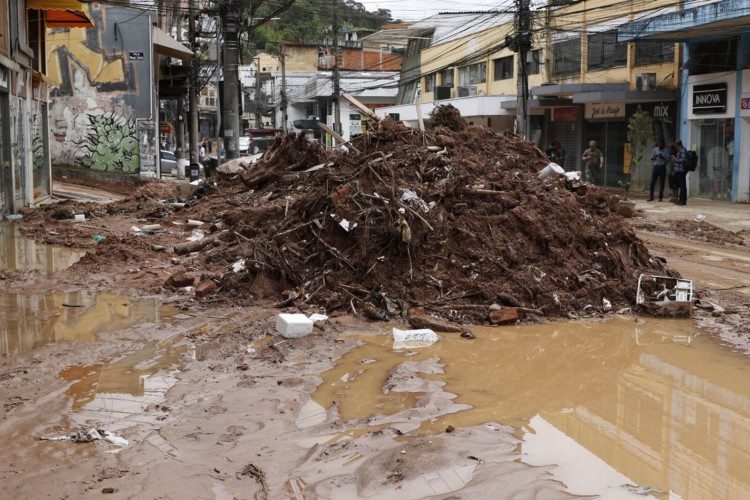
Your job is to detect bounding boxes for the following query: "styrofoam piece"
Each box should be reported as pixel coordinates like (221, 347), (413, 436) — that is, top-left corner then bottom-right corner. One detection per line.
(538, 162), (565, 179)
(74, 214), (85, 222)
(276, 313), (314, 338)
(392, 328), (439, 349)
(308, 313), (328, 323)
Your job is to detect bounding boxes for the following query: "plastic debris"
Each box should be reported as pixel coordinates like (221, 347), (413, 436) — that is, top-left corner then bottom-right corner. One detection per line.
(392, 328), (439, 349)
(308, 313), (329, 323)
(5, 214), (23, 221)
(187, 229), (205, 242)
(40, 428), (128, 447)
(74, 214), (85, 222)
(602, 298), (612, 311)
(231, 259), (247, 273)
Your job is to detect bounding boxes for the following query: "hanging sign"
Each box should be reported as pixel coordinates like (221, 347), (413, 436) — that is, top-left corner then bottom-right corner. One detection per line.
(585, 102), (625, 119)
(693, 83), (726, 114)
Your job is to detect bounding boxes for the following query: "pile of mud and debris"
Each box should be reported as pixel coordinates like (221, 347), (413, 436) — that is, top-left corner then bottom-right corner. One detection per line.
(24, 105), (675, 322)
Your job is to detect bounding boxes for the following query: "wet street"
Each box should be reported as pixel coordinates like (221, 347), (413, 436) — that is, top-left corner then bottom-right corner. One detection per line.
(315, 317), (750, 498)
(2, 197), (750, 498)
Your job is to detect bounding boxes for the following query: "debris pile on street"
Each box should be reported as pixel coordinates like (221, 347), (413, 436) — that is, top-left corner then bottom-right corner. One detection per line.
(25, 105), (677, 321)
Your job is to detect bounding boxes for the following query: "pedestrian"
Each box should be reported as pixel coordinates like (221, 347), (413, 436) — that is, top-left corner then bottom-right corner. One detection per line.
(582, 140), (603, 184)
(672, 139), (688, 205)
(545, 142), (559, 163)
(199, 142), (206, 159)
(647, 139), (671, 201)
(554, 141), (566, 168)
(667, 138), (678, 202)
(207, 140), (213, 154)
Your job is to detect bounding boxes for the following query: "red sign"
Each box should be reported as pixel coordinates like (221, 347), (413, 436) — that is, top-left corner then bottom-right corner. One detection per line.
(553, 107), (577, 122)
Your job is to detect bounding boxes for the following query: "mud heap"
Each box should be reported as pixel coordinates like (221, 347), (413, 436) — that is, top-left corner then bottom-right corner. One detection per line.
(56, 105), (675, 321)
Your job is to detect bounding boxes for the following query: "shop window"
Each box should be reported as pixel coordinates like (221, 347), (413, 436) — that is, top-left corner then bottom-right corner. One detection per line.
(683, 38), (737, 75)
(440, 68), (454, 87)
(424, 73), (435, 92)
(552, 38), (580, 76)
(459, 62), (486, 86)
(635, 41), (675, 66)
(494, 56), (514, 81)
(587, 30), (627, 70)
(689, 118), (734, 200)
(526, 49), (542, 75)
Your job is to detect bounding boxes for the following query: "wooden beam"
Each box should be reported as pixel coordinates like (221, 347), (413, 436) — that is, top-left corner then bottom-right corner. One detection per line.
(415, 101), (425, 131)
(317, 122), (361, 154)
(341, 93), (378, 121)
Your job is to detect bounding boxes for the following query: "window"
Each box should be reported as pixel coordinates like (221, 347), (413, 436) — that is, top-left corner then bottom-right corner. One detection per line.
(459, 62), (486, 86)
(424, 73), (435, 92)
(634, 41), (675, 66)
(552, 38), (580, 76)
(587, 30), (627, 70)
(527, 49), (542, 75)
(683, 38), (737, 75)
(440, 68), (454, 87)
(493, 56), (514, 80)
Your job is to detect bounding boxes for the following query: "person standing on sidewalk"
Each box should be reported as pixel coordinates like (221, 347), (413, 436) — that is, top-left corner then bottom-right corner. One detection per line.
(667, 138), (679, 202)
(648, 139), (671, 201)
(673, 140), (688, 205)
(582, 140), (603, 184)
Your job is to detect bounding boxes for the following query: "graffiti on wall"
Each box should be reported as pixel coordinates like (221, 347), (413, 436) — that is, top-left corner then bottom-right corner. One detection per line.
(46, 4), (151, 174)
(75, 112), (139, 172)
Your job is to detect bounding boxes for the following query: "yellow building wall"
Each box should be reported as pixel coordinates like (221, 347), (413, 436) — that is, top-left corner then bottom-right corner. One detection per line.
(283, 45), (319, 72)
(549, 0), (681, 89)
(418, 22), (550, 102)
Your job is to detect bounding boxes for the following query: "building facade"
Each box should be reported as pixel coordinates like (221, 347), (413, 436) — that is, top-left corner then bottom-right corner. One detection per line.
(1, 0), (93, 215)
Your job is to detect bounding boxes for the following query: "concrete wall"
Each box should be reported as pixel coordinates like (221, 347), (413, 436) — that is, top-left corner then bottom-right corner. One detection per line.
(47, 4), (156, 177)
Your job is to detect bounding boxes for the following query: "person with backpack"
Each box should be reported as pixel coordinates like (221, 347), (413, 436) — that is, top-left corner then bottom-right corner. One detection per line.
(647, 139), (671, 201)
(667, 139), (679, 202)
(672, 140), (688, 205)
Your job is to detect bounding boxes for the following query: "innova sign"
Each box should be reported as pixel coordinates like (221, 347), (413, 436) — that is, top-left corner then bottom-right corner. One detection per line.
(693, 83), (727, 114)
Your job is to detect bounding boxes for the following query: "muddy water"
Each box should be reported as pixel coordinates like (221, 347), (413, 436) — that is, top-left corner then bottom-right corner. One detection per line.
(0, 224), (85, 273)
(0, 291), (178, 355)
(60, 336), (190, 433)
(314, 317), (750, 498)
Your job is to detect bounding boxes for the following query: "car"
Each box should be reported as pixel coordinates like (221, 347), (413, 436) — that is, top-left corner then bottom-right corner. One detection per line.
(238, 136), (251, 155)
(160, 150), (204, 177)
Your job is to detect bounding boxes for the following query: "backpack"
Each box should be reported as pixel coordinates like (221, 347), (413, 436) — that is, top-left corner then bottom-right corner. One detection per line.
(686, 150), (698, 172)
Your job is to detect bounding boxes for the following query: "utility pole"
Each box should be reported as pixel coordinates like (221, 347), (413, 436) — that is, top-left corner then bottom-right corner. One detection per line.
(188, 0), (200, 181)
(221, 1), (240, 161)
(281, 43), (288, 135)
(515, 0), (532, 140)
(332, 0), (341, 135)
(255, 57), (262, 128)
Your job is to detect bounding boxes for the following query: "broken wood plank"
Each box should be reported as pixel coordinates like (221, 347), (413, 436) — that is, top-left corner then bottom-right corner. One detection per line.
(415, 101), (425, 131)
(341, 93), (378, 121)
(317, 122), (361, 154)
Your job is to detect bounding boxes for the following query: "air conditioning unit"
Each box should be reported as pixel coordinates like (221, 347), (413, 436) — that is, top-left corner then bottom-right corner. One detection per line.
(457, 85), (477, 97)
(435, 86), (452, 100)
(635, 73), (656, 91)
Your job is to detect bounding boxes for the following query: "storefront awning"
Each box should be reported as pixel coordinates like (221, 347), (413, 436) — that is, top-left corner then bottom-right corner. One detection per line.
(153, 27), (193, 61)
(27, 0), (94, 28)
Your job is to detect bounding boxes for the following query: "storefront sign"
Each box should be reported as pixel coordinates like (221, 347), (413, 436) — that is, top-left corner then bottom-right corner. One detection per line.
(0, 66), (7, 90)
(693, 83), (727, 114)
(585, 102), (625, 119)
(553, 107), (577, 122)
(740, 94), (750, 117)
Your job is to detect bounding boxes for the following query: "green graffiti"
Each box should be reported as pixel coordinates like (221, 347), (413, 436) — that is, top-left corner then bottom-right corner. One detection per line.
(76, 112), (139, 172)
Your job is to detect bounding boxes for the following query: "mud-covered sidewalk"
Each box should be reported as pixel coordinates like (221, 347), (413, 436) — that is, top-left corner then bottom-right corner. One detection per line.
(2, 108), (750, 497)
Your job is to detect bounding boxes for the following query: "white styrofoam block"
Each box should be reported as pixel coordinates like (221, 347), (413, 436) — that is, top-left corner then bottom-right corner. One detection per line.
(276, 313), (314, 338)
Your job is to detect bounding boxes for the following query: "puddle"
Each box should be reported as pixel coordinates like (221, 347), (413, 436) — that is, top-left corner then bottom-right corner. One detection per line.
(313, 317), (750, 498)
(60, 335), (190, 432)
(0, 224), (85, 273)
(0, 290), (178, 355)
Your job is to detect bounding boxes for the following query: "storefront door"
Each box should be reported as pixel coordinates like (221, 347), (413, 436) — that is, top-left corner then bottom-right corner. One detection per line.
(689, 118), (734, 200)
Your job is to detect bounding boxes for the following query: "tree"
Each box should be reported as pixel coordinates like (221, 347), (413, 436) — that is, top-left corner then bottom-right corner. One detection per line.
(622, 106), (654, 200)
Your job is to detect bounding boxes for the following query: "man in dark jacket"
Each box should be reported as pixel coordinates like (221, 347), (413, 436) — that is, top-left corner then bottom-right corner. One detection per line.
(673, 140), (688, 205)
(648, 139), (670, 201)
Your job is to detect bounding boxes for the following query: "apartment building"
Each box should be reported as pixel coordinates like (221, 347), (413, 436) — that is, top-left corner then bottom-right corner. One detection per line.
(1, 0), (93, 214)
(621, 0), (750, 202)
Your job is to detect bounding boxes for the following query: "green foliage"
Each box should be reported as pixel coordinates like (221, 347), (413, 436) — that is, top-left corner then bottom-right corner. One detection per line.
(250, 0), (394, 46)
(623, 106), (654, 200)
(77, 113), (139, 173)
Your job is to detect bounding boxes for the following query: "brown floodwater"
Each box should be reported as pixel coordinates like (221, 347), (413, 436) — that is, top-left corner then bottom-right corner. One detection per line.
(313, 317), (750, 499)
(0, 224), (85, 273)
(60, 336), (190, 432)
(0, 290), (178, 355)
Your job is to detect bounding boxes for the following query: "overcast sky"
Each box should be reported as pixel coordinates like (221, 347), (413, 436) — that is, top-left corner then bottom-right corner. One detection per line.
(358, 0), (514, 21)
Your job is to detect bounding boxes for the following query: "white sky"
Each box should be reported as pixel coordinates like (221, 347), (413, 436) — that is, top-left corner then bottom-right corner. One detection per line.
(358, 0), (514, 21)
